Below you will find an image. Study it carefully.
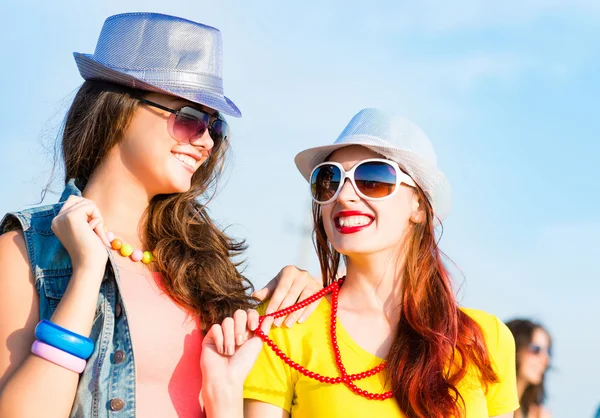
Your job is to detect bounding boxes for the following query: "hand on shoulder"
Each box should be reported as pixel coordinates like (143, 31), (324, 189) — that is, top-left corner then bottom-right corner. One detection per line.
(253, 265), (322, 327)
(51, 196), (111, 272)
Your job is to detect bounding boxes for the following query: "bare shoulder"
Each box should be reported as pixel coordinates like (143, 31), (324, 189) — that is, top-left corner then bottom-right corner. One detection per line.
(0, 230), (38, 315)
(0, 230), (39, 388)
(0, 230), (24, 247)
(539, 406), (552, 418)
(0, 230), (33, 281)
(0, 228), (38, 308)
(528, 404), (552, 418)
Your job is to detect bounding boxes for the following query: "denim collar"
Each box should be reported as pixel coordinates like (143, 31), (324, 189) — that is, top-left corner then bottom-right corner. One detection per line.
(59, 179), (85, 202)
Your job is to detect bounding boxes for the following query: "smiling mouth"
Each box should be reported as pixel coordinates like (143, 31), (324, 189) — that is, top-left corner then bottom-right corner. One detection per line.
(336, 215), (373, 228)
(334, 213), (374, 234)
(172, 152), (201, 173)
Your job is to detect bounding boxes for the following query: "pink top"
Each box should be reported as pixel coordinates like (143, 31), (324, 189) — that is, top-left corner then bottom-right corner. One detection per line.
(117, 264), (205, 418)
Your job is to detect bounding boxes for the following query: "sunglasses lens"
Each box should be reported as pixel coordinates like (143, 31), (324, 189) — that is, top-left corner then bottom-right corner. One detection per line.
(354, 161), (397, 199)
(311, 164), (342, 203)
(528, 344), (551, 357)
(208, 119), (228, 151)
(171, 108), (209, 144)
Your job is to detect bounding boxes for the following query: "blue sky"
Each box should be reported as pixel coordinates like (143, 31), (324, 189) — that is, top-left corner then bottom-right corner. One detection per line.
(1, 1), (599, 415)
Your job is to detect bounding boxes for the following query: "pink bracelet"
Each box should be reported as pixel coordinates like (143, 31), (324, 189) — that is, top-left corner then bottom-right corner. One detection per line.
(31, 340), (87, 373)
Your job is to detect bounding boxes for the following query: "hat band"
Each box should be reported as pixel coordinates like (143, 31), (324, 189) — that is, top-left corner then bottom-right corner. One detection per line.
(105, 65), (224, 94)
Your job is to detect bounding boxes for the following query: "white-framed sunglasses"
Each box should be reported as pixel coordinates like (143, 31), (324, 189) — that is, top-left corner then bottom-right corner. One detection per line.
(309, 158), (416, 205)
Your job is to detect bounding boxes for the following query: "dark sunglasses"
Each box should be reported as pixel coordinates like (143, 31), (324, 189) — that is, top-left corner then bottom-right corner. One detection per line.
(310, 158), (416, 205)
(138, 98), (229, 152)
(528, 343), (552, 357)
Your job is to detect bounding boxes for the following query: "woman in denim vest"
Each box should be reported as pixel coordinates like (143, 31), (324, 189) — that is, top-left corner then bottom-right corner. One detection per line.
(0, 13), (320, 418)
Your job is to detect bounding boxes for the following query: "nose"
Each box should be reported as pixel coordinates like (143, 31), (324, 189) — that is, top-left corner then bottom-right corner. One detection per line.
(541, 352), (551, 368)
(190, 129), (214, 152)
(337, 178), (360, 203)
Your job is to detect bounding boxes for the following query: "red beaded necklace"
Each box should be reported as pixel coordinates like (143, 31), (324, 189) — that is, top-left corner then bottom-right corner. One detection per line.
(255, 277), (393, 401)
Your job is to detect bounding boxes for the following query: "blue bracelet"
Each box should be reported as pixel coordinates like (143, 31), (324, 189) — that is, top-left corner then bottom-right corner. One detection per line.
(34, 320), (95, 360)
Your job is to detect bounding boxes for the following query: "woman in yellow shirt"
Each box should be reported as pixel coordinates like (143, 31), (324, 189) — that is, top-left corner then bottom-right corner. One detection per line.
(244, 108), (520, 417)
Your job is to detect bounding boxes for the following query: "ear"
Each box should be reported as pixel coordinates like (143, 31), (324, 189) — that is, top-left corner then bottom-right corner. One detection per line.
(409, 194), (425, 224)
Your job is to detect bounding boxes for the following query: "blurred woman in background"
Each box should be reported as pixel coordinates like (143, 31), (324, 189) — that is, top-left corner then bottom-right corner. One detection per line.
(506, 319), (552, 418)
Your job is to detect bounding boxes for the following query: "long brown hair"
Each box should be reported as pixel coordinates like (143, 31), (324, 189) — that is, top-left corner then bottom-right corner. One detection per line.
(506, 319), (551, 415)
(61, 80), (254, 326)
(313, 174), (498, 418)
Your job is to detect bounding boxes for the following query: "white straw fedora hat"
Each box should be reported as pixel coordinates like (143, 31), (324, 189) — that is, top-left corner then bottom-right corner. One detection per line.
(73, 12), (241, 117)
(295, 108), (452, 221)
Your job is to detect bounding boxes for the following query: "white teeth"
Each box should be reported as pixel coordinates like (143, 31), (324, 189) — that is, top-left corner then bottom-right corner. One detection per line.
(337, 216), (372, 227)
(173, 153), (198, 168)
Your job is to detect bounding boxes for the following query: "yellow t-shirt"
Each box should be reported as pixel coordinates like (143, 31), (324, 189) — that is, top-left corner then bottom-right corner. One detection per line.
(244, 299), (519, 417)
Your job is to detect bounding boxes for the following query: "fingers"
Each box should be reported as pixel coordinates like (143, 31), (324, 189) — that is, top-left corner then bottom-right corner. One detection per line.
(92, 220), (111, 248)
(59, 197), (95, 217)
(222, 315), (276, 381)
(203, 323), (225, 355)
(264, 266), (295, 315)
(247, 309), (259, 332)
(87, 217), (110, 248)
(233, 309), (248, 347)
(76, 201), (111, 247)
(252, 275), (279, 302)
(54, 197), (111, 247)
(258, 315), (275, 337)
(88, 218), (102, 230)
(283, 285), (319, 327)
(221, 317), (235, 356)
(260, 266), (323, 327)
(273, 279), (306, 327)
(209, 309), (263, 357)
(59, 195), (85, 212)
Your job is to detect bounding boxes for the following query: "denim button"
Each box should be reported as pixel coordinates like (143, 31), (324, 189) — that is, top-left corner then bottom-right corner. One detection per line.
(115, 303), (122, 318)
(110, 398), (125, 411)
(114, 350), (125, 364)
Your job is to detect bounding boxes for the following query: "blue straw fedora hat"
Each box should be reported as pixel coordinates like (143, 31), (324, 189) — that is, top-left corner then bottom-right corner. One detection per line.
(295, 108), (452, 221)
(74, 12), (241, 117)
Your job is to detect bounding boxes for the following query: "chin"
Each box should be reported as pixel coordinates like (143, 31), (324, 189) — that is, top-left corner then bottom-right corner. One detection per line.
(331, 242), (376, 257)
(526, 374), (544, 386)
(155, 176), (194, 195)
(329, 233), (394, 256)
(171, 179), (194, 194)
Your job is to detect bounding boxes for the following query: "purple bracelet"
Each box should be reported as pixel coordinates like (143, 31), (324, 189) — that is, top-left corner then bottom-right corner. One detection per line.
(31, 340), (86, 373)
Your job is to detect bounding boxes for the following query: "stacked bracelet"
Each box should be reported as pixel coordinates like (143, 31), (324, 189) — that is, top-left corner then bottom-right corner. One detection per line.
(31, 320), (95, 374)
(31, 340), (87, 373)
(35, 320), (94, 359)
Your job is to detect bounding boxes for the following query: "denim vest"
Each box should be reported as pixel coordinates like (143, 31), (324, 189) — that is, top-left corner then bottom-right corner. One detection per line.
(1, 180), (136, 417)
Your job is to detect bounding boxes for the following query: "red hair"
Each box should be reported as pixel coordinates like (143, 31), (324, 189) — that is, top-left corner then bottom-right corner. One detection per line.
(312, 186), (498, 417)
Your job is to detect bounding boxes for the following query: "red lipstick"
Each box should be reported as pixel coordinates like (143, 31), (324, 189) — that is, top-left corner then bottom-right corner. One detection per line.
(333, 210), (374, 234)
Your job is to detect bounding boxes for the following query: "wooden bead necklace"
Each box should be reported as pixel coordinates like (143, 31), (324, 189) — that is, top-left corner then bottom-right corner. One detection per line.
(255, 277), (393, 401)
(106, 231), (154, 264)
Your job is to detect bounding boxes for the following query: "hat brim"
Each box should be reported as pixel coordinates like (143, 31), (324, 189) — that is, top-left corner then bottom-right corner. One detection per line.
(294, 139), (452, 222)
(73, 53), (241, 117)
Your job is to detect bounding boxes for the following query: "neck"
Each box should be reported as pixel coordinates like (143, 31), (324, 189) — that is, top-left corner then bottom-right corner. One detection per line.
(516, 377), (527, 400)
(82, 159), (153, 248)
(340, 249), (404, 324)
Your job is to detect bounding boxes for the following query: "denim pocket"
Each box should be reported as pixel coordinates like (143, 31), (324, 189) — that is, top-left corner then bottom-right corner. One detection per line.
(40, 274), (71, 313)
(40, 273), (103, 323)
